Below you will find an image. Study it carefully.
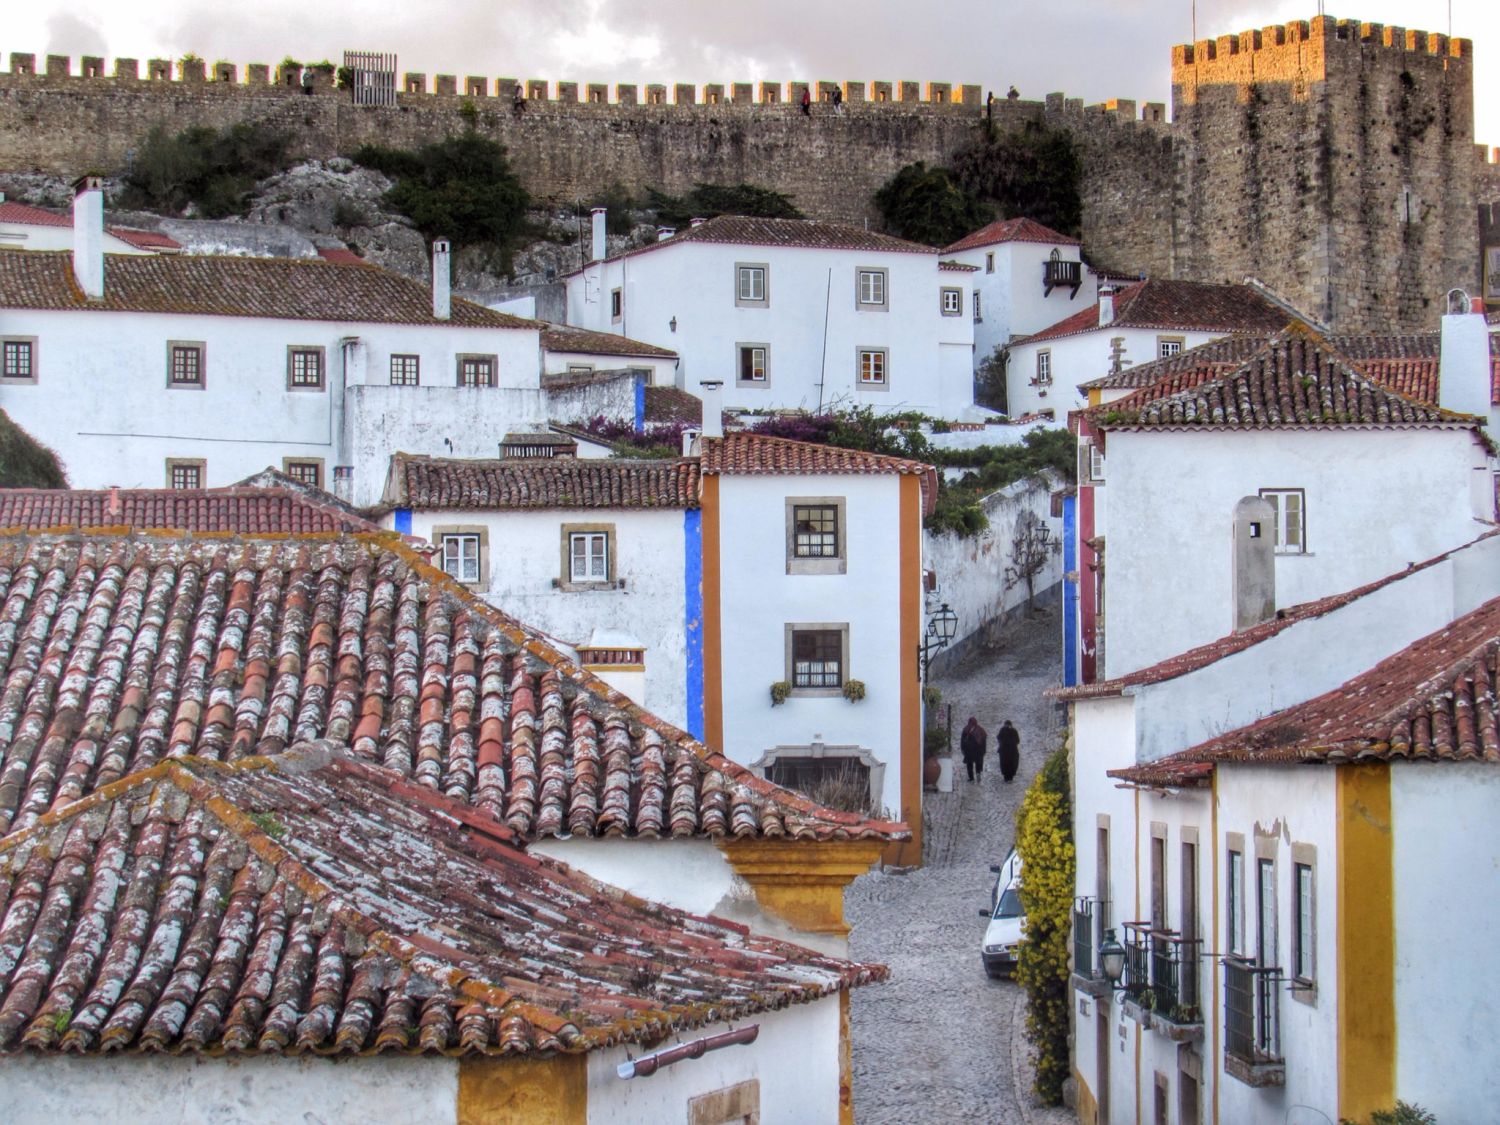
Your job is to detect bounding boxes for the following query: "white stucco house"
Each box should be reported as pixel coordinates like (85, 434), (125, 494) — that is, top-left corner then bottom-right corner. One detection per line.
(563, 213), (977, 419)
(1056, 528), (1500, 1125)
(0, 194), (181, 254)
(1069, 316), (1495, 683)
(541, 321), (679, 387)
(0, 181), (650, 507)
(940, 215), (1094, 377)
(1006, 278), (1288, 421)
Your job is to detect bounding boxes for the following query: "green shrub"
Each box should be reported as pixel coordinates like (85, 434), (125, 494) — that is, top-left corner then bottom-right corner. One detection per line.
(873, 161), (993, 246)
(1342, 1104), (1439, 1125)
(646, 183), (803, 226)
(949, 118), (1083, 239)
(120, 121), (293, 217)
(0, 409), (66, 487)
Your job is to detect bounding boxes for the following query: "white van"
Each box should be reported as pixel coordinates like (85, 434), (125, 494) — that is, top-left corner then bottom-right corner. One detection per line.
(981, 850), (1025, 978)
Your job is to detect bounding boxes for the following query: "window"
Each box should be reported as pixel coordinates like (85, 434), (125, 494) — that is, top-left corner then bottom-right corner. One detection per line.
(766, 755), (869, 796)
(1158, 336), (1185, 358)
(1256, 858), (1277, 968)
(282, 458), (323, 488)
(985, 252), (995, 273)
(857, 347), (888, 388)
(457, 354), (497, 387)
(789, 626), (846, 689)
(786, 497), (848, 574)
(973, 291), (983, 322)
(168, 342), (204, 388)
(1149, 829), (1167, 930)
(1181, 837), (1199, 944)
(856, 267), (888, 310)
(1293, 862), (1315, 983)
(166, 459), (204, 490)
(1035, 350), (1053, 385)
(941, 287), (963, 316)
(570, 531), (608, 582)
(2, 338), (37, 383)
(737, 343), (768, 384)
(434, 525), (489, 587)
(1227, 847), (1245, 955)
(1259, 488), (1306, 554)
(735, 263), (768, 307)
(610, 287), (623, 322)
(390, 354), (420, 386)
(287, 346), (325, 390)
(567, 363), (595, 375)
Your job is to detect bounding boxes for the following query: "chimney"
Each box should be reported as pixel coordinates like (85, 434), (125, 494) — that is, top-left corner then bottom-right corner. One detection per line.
(1232, 496), (1276, 631)
(332, 466), (354, 503)
(657, 226), (677, 242)
(431, 238), (451, 320)
(590, 207), (607, 263)
(1097, 285), (1115, 328)
(681, 427), (702, 457)
(106, 486), (121, 519)
(1438, 289), (1491, 421)
(689, 216), (706, 228)
(699, 379), (724, 439)
(72, 175), (105, 300)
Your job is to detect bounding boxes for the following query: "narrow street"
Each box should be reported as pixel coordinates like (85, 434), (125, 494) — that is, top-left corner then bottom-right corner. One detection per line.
(847, 604), (1076, 1125)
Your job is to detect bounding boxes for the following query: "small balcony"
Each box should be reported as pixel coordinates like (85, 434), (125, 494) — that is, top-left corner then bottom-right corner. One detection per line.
(1224, 957), (1285, 1087)
(1071, 897), (1112, 997)
(1117, 923), (1203, 1041)
(1043, 258), (1083, 297)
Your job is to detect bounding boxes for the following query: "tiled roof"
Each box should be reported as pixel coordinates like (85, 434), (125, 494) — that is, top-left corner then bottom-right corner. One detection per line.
(0, 532), (905, 842)
(1077, 335), (1275, 393)
(0, 748), (883, 1056)
(541, 324), (677, 359)
(1022, 279), (1287, 346)
(389, 453), (702, 510)
(0, 251), (539, 329)
(645, 385), (709, 424)
(0, 200), (182, 252)
(938, 259), (981, 272)
(0, 486), (377, 534)
(1089, 325), (1480, 433)
(314, 246), (364, 265)
(700, 433), (939, 517)
(1111, 596), (1500, 787)
(942, 216), (1081, 253)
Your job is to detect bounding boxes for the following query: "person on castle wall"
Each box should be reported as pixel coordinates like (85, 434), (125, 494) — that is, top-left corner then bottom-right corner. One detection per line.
(800, 85), (812, 116)
(1007, 85), (1019, 101)
(997, 719), (1021, 782)
(513, 89), (526, 115)
(832, 86), (844, 116)
(986, 91), (994, 120)
(960, 717), (988, 783)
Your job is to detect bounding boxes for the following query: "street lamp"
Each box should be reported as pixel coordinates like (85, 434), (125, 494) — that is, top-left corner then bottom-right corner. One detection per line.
(1098, 928), (1127, 991)
(917, 603), (958, 680)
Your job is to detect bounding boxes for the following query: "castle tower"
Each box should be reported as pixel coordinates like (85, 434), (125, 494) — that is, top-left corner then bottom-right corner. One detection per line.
(1170, 16), (1477, 331)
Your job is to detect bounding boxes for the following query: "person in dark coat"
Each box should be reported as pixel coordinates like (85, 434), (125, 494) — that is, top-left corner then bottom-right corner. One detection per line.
(997, 719), (1021, 782)
(800, 86), (812, 116)
(960, 717), (987, 782)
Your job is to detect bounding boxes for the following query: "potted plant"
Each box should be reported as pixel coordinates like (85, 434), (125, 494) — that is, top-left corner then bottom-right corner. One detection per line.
(769, 680), (791, 706)
(921, 683), (942, 709)
(841, 679), (866, 703)
(923, 724), (948, 789)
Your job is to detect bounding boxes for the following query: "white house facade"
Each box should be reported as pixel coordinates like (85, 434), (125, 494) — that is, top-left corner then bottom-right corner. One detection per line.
(0, 194), (181, 255)
(564, 214), (977, 419)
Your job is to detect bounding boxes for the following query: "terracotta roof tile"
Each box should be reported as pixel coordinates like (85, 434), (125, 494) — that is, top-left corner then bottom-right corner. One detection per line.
(942, 216), (1081, 253)
(645, 386), (709, 425)
(1023, 280), (1287, 346)
(0, 749), (885, 1056)
(1111, 596), (1500, 786)
(700, 433), (939, 517)
(389, 454), (701, 510)
(314, 246), (364, 265)
(0, 486), (377, 534)
(0, 200), (182, 252)
(0, 252), (538, 329)
(541, 324), (677, 359)
(0, 531), (906, 843)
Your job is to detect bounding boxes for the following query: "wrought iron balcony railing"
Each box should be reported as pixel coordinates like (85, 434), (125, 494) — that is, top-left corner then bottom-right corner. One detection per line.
(1224, 956), (1283, 1079)
(1072, 897), (1110, 980)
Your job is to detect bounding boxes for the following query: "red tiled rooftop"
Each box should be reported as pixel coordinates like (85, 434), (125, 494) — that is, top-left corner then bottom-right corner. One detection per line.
(1021, 279), (1287, 346)
(0, 749), (884, 1056)
(388, 453), (702, 510)
(700, 433), (939, 516)
(1111, 595), (1500, 787)
(0, 199), (182, 252)
(541, 323), (677, 359)
(314, 246), (364, 265)
(0, 532), (907, 843)
(942, 216), (1081, 254)
(0, 485), (377, 535)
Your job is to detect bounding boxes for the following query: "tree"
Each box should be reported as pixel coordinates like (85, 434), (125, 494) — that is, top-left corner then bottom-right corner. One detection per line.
(872, 162), (993, 247)
(1004, 509), (1061, 611)
(975, 343), (1009, 412)
(646, 183), (803, 226)
(949, 119), (1083, 238)
(0, 409), (66, 488)
(120, 121), (293, 218)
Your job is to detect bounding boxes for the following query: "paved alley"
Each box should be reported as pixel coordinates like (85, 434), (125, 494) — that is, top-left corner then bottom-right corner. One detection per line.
(847, 604), (1076, 1125)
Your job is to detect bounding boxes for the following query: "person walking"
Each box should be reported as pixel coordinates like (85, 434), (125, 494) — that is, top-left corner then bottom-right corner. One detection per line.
(960, 717), (987, 782)
(800, 85), (812, 117)
(832, 86), (844, 116)
(997, 719), (1021, 782)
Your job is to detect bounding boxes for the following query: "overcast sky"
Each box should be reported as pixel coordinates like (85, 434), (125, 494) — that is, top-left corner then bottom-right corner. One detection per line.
(17, 1), (1499, 146)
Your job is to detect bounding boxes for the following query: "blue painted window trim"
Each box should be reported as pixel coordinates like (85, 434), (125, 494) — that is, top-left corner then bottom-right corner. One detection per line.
(683, 508), (705, 739)
(634, 375), (646, 433)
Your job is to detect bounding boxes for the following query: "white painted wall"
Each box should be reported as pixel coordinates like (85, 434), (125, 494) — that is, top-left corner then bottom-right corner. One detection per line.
(587, 1000), (841, 1125)
(544, 348), (676, 387)
(566, 240), (976, 418)
(1101, 427), (1490, 679)
(0, 220), (158, 255)
(396, 506), (689, 727)
(946, 238), (1094, 368)
(717, 473), (909, 816)
(2, 1052), (456, 1124)
(1008, 327), (1226, 422)
(1392, 761), (1500, 1123)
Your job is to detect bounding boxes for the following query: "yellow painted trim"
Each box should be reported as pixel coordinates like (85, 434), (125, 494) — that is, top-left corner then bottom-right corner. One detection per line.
(892, 473), (923, 867)
(1133, 786), (1142, 1125)
(1088, 388), (1102, 408)
(839, 990), (855, 1125)
(718, 838), (886, 935)
(702, 474), (724, 752)
(458, 1054), (587, 1124)
(581, 663), (646, 674)
(1211, 768), (1220, 1125)
(1336, 763), (1395, 1121)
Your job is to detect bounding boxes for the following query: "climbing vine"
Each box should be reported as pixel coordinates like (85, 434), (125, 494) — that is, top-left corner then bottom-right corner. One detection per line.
(1014, 742), (1075, 1104)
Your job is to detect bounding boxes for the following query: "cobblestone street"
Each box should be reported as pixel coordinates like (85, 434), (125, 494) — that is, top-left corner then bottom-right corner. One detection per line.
(847, 604), (1076, 1125)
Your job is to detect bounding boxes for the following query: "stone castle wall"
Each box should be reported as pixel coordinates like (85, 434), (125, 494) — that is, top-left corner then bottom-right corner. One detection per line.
(0, 17), (1483, 331)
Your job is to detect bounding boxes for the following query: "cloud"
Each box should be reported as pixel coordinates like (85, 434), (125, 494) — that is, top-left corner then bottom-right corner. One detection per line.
(46, 14), (108, 58)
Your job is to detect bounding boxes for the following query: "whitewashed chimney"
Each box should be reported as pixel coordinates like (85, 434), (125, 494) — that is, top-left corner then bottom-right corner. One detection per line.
(1097, 285), (1115, 328)
(699, 379), (724, 439)
(689, 216), (706, 228)
(1439, 289), (1490, 422)
(72, 175), (105, 300)
(590, 207), (607, 262)
(431, 239), (452, 320)
(657, 226), (677, 242)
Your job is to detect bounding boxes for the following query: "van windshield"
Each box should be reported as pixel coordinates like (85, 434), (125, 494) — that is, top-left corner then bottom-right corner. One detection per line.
(996, 887), (1023, 919)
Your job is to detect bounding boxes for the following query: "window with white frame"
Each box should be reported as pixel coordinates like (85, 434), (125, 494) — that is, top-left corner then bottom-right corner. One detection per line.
(1256, 858), (1277, 968)
(1293, 861), (1315, 984)
(857, 348), (887, 387)
(1089, 444), (1105, 482)
(856, 268), (888, 309)
(941, 287), (963, 316)
(1227, 847), (1245, 956)
(440, 533), (482, 584)
(738, 343), (768, 384)
(569, 531), (609, 582)
(390, 354), (420, 386)
(168, 342), (205, 388)
(735, 263), (768, 307)
(1036, 350), (1052, 385)
(1259, 488), (1306, 554)
(1, 338), (35, 383)
(1158, 336), (1185, 358)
